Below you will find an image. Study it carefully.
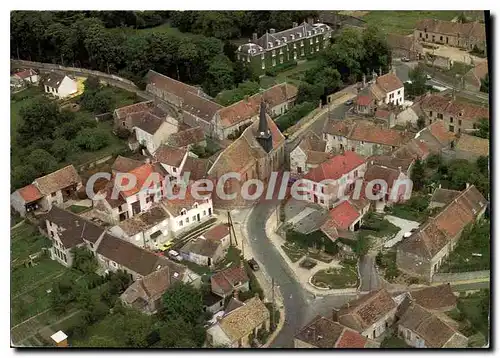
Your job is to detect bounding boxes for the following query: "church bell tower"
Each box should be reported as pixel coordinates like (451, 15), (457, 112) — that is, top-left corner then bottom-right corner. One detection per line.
(256, 100), (273, 153)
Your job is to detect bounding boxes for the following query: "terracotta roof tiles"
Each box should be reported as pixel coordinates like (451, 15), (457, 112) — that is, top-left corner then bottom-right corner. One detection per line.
(18, 184), (42, 203)
(167, 126), (205, 148)
(304, 151), (365, 182)
(375, 73), (404, 93)
(34, 165), (82, 196)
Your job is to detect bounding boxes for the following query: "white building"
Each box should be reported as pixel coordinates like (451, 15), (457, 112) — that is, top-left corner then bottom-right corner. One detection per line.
(374, 72), (405, 106)
(109, 206), (171, 250)
(42, 72), (78, 98)
(132, 113), (178, 155)
(153, 145), (189, 181)
(160, 194), (213, 235)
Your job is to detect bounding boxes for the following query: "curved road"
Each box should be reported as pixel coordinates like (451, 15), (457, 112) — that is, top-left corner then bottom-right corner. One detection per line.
(246, 200), (355, 348)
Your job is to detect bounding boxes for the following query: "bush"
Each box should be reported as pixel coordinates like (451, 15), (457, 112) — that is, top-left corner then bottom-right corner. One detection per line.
(275, 101), (316, 132)
(265, 61), (298, 77)
(75, 128), (110, 151)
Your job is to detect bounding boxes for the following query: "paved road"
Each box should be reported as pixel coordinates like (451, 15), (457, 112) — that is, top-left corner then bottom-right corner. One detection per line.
(358, 254), (381, 292)
(246, 200), (355, 347)
(383, 215), (420, 248)
(308, 102), (351, 136)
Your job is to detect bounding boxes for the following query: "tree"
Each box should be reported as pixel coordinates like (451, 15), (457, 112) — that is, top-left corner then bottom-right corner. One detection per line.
(480, 73), (489, 93)
(411, 159), (426, 191)
(86, 335), (122, 348)
(11, 164), (38, 192)
(75, 128), (110, 151)
(475, 118), (489, 139)
(203, 54), (235, 97)
(477, 156), (489, 175)
(296, 83), (322, 104)
(72, 247), (98, 274)
(50, 138), (73, 161)
(18, 97), (61, 145)
(50, 277), (79, 313)
(160, 282), (204, 325)
(417, 116), (426, 130)
(156, 316), (204, 348)
(26, 149), (59, 177)
(84, 75), (101, 92)
(408, 65), (428, 97)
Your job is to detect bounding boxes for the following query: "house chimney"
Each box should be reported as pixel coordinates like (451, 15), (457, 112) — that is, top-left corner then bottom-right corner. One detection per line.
(252, 33), (258, 42)
(293, 22), (298, 28)
(269, 28), (276, 34)
(398, 166), (402, 173)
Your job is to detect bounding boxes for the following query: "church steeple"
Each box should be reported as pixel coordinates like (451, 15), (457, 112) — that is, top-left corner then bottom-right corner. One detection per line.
(256, 100), (273, 153)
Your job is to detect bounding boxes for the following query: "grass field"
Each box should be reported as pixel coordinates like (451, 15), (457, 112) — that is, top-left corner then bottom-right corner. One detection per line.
(362, 11), (461, 35)
(260, 59), (319, 89)
(311, 259), (359, 289)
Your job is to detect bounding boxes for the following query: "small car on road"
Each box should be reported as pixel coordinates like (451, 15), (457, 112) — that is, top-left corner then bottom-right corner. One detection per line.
(344, 99), (354, 106)
(160, 241), (173, 252)
(168, 250), (183, 262)
(401, 56), (410, 62)
(247, 258), (260, 271)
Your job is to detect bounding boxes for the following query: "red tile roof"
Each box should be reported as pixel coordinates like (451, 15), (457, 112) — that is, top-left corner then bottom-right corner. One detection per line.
(34, 165), (82, 196)
(15, 69), (37, 79)
(167, 126), (205, 148)
(18, 184), (42, 203)
(114, 101), (155, 120)
(217, 83), (297, 128)
(211, 265), (249, 295)
(375, 108), (391, 120)
(154, 145), (187, 167)
(304, 151), (365, 182)
(350, 122), (412, 147)
(355, 95), (373, 107)
(419, 94), (489, 121)
(335, 329), (368, 348)
(375, 73), (404, 93)
(325, 200), (361, 230)
(202, 224), (230, 242)
(426, 120), (456, 145)
(120, 164), (160, 198)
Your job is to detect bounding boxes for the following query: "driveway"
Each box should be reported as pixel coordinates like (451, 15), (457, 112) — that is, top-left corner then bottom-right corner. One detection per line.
(383, 215), (420, 248)
(358, 254), (381, 292)
(422, 44), (487, 65)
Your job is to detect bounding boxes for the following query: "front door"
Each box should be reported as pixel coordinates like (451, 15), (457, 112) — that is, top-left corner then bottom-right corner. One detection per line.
(197, 213), (201, 222)
(208, 208), (212, 216)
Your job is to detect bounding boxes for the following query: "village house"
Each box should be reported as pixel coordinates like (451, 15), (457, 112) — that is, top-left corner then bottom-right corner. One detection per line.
(208, 101), (286, 209)
(153, 145), (189, 181)
(386, 33), (424, 61)
(414, 19), (486, 53)
(113, 100), (171, 131)
(180, 224), (231, 268)
(334, 289), (397, 339)
(109, 206), (171, 250)
(158, 190), (214, 235)
(301, 151), (367, 209)
(42, 72), (78, 98)
(320, 198), (370, 234)
(323, 119), (413, 157)
(290, 130), (330, 175)
(397, 185), (487, 282)
(12, 68), (39, 84)
(40, 206), (105, 267)
(180, 156), (211, 183)
(206, 296), (270, 348)
(408, 284), (458, 313)
(415, 120), (457, 155)
(131, 112), (179, 155)
(397, 302), (467, 348)
(120, 263), (200, 315)
(453, 133), (489, 162)
(236, 20), (332, 75)
(428, 186), (462, 210)
(294, 315), (380, 348)
(393, 138), (432, 161)
(11, 165), (82, 217)
(203, 292), (225, 314)
(145, 70), (223, 135)
(93, 163), (165, 224)
(211, 265), (250, 299)
(96, 233), (177, 280)
(166, 126), (206, 149)
(416, 93), (489, 134)
(355, 72), (405, 113)
(212, 83), (297, 140)
(111, 156), (144, 176)
(464, 61), (489, 92)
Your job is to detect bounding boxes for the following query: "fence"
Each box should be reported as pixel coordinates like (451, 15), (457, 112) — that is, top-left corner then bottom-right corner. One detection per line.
(11, 59), (140, 94)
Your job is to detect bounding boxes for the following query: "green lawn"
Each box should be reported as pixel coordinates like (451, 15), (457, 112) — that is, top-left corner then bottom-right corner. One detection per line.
(281, 242), (306, 263)
(311, 259), (359, 289)
(439, 219), (490, 273)
(361, 212), (400, 238)
(11, 222), (51, 262)
(362, 11), (461, 35)
(385, 195), (430, 223)
(260, 58), (319, 89)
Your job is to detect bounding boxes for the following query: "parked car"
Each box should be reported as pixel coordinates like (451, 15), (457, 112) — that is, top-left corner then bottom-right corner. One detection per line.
(344, 99), (354, 106)
(247, 258), (260, 271)
(401, 56), (410, 62)
(168, 250), (183, 261)
(160, 241), (173, 252)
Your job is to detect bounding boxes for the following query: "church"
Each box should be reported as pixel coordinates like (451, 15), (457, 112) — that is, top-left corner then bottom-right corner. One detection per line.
(207, 101), (286, 208)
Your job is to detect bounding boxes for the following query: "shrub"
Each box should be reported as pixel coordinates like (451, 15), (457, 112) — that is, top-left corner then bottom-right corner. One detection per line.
(275, 101), (316, 132)
(75, 128), (110, 151)
(265, 61), (298, 77)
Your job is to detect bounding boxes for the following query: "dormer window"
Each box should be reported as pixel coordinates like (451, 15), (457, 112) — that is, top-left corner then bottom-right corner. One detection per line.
(308, 31), (312, 36)
(321, 28), (325, 33)
(276, 40), (280, 45)
(193, 202), (198, 209)
(268, 42), (273, 48)
(181, 209), (187, 215)
(290, 34), (295, 40)
(282, 37), (287, 42)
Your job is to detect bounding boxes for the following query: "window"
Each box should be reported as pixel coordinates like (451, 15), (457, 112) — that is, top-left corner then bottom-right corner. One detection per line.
(55, 88), (58, 94)
(178, 220), (183, 227)
(51, 192), (57, 197)
(440, 36), (443, 41)
(406, 330), (411, 340)
(301, 40), (304, 47)
(261, 54), (265, 60)
(297, 166), (302, 174)
(192, 216), (196, 222)
(272, 50), (276, 57)
(426, 33), (429, 39)
(320, 198), (324, 204)
(397, 90), (401, 95)
(316, 37), (319, 43)
(90, 243), (94, 249)
(450, 117), (454, 123)
(172, 167), (177, 173)
(280, 56), (283, 64)
(203, 210), (207, 216)
(458, 119), (462, 126)
(122, 121), (125, 127)
(429, 111), (433, 117)
(262, 62), (265, 70)
(272, 59), (276, 67)
(181, 209), (187, 215)
(354, 170), (358, 177)
(323, 133), (327, 140)
(310, 39), (313, 45)
(449, 125), (455, 132)
(62, 253), (67, 262)
(437, 113), (443, 119)
(420, 32), (422, 38)
(186, 217), (190, 223)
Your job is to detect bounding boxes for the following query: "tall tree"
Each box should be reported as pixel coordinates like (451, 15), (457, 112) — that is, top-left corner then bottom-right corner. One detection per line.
(160, 282), (204, 325)
(411, 159), (426, 191)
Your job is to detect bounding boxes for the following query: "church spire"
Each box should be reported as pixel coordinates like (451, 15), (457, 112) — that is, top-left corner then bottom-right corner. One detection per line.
(256, 100), (273, 153)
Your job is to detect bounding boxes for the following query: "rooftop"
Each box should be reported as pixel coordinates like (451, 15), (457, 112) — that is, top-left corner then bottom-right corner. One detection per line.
(304, 151), (365, 182)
